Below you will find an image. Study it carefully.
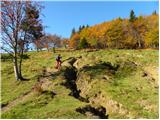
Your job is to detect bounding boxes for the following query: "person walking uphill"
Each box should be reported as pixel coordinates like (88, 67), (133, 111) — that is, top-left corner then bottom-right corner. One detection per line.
(55, 54), (62, 71)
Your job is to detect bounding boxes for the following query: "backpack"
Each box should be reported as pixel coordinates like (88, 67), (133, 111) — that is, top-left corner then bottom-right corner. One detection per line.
(56, 56), (61, 61)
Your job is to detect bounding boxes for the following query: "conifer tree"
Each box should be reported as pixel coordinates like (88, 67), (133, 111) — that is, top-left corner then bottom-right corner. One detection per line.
(129, 10), (136, 22)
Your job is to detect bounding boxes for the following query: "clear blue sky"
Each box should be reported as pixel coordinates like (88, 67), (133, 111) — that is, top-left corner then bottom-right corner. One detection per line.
(41, 1), (159, 38)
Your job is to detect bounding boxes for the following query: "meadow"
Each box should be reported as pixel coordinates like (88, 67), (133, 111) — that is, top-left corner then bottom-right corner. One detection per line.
(1, 49), (159, 119)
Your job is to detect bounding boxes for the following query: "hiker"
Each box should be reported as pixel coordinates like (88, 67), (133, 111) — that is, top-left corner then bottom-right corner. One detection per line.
(55, 54), (62, 70)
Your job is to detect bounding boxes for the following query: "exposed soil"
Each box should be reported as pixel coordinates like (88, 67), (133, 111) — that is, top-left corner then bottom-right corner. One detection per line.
(61, 58), (89, 102)
(61, 57), (111, 118)
(76, 105), (108, 119)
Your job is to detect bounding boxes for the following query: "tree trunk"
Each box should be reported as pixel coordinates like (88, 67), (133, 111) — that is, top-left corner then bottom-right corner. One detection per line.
(13, 37), (20, 80)
(53, 47), (55, 53)
(13, 57), (20, 80)
(137, 39), (141, 48)
(18, 49), (24, 80)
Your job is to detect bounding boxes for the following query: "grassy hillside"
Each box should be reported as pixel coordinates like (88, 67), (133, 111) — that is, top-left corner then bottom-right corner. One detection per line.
(1, 49), (159, 119)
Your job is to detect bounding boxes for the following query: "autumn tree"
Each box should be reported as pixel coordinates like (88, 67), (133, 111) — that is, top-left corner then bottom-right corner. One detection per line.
(145, 28), (158, 48)
(105, 19), (124, 48)
(22, 2), (44, 52)
(145, 14), (159, 48)
(40, 34), (62, 52)
(62, 38), (69, 48)
(69, 33), (80, 49)
(78, 37), (89, 49)
(1, 1), (43, 80)
(122, 20), (138, 48)
(133, 16), (148, 48)
(69, 10), (158, 49)
(129, 11), (144, 48)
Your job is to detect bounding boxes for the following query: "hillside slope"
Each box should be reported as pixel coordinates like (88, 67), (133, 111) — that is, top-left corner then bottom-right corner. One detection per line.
(1, 49), (159, 118)
(70, 14), (158, 49)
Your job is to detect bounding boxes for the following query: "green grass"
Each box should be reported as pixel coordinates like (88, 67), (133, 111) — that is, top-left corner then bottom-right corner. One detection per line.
(1, 49), (159, 118)
(1, 61), (37, 105)
(2, 93), (87, 119)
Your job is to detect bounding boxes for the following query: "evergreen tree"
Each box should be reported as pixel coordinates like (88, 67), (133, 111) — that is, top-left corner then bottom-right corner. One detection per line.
(71, 28), (76, 37)
(82, 25), (85, 29)
(78, 25), (82, 33)
(152, 10), (157, 15)
(118, 17), (122, 21)
(129, 10), (136, 22)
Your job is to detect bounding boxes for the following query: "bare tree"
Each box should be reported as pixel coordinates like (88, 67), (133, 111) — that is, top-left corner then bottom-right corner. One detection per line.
(1, 1), (43, 80)
(40, 34), (62, 52)
(62, 38), (69, 48)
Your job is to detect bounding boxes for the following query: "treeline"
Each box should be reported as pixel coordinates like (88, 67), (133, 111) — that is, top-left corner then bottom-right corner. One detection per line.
(34, 34), (68, 52)
(69, 10), (159, 49)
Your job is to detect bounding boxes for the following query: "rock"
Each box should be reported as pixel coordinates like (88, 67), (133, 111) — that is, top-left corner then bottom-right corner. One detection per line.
(102, 75), (109, 80)
(142, 72), (148, 77)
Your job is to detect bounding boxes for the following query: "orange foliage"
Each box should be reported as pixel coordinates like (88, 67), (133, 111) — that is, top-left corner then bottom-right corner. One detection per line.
(69, 33), (80, 49)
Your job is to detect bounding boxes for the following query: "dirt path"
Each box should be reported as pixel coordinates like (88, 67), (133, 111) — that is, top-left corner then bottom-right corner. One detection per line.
(1, 64), (62, 114)
(1, 90), (34, 113)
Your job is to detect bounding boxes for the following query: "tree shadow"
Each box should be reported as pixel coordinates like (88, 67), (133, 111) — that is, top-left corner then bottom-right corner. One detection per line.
(21, 78), (30, 81)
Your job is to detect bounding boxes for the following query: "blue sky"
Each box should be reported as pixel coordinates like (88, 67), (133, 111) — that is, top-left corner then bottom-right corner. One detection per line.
(41, 1), (159, 38)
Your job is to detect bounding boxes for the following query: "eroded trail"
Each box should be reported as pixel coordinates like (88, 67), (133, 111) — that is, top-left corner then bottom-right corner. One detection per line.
(61, 57), (109, 118)
(1, 76), (57, 113)
(1, 90), (34, 113)
(61, 57), (89, 102)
